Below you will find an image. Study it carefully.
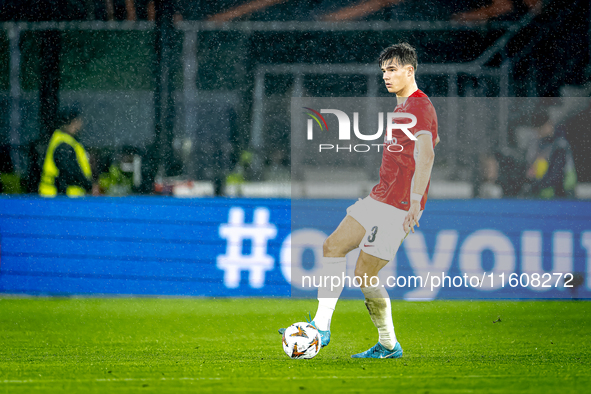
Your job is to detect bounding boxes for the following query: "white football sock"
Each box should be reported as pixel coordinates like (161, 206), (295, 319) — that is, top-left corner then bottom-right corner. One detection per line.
(361, 285), (397, 350)
(313, 257), (347, 331)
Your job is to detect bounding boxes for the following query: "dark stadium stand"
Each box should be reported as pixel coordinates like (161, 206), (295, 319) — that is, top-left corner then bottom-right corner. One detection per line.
(0, 0), (589, 197)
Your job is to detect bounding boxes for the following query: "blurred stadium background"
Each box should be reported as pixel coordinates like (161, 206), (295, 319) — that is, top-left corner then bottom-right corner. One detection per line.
(0, 0), (590, 300)
(0, 0), (589, 199)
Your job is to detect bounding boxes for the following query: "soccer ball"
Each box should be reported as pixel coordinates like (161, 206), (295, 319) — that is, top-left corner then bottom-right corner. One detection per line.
(282, 322), (321, 359)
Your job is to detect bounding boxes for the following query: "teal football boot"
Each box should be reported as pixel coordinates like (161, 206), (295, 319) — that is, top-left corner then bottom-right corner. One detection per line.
(312, 322), (331, 348)
(351, 342), (403, 359)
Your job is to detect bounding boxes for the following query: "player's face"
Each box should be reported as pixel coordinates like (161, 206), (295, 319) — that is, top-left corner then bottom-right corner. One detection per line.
(381, 59), (413, 95)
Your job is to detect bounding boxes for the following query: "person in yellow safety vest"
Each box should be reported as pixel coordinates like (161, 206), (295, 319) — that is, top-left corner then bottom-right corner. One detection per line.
(39, 106), (93, 197)
(525, 111), (577, 199)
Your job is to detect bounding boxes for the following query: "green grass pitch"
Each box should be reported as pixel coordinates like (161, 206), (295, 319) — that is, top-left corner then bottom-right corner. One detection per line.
(1, 297), (590, 393)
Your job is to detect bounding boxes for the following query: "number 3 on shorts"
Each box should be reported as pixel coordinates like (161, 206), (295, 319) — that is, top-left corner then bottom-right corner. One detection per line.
(367, 226), (378, 243)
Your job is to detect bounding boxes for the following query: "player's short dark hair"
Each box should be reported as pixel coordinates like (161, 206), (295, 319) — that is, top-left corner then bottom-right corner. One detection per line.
(378, 43), (418, 71)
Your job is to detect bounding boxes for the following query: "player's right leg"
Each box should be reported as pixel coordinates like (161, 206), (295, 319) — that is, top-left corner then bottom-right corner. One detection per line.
(312, 215), (365, 346)
(279, 215), (365, 347)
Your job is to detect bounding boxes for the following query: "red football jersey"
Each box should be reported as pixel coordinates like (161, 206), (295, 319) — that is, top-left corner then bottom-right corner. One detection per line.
(369, 89), (438, 211)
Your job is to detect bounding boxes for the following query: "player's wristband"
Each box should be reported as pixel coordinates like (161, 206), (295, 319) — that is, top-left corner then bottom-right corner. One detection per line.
(411, 192), (423, 202)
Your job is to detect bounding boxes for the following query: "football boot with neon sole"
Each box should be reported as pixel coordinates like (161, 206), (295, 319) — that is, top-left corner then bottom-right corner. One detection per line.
(351, 341), (403, 359)
(278, 321), (331, 348)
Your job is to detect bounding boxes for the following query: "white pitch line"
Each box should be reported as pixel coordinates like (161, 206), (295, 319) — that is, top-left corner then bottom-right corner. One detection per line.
(1, 374), (568, 384)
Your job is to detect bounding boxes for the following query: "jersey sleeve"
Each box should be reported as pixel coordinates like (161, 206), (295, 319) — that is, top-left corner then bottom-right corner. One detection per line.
(406, 97), (436, 139)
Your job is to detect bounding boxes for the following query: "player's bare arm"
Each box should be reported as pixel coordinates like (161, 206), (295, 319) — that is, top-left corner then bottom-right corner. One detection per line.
(403, 134), (435, 234)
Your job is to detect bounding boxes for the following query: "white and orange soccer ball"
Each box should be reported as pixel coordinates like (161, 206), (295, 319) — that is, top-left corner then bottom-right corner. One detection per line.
(282, 322), (321, 359)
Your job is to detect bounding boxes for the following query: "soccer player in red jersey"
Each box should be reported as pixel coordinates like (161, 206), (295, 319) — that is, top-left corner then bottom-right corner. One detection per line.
(281, 43), (439, 358)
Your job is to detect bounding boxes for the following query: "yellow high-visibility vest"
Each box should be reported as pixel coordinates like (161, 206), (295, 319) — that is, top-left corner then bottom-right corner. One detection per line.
(39, 129), (92, 197)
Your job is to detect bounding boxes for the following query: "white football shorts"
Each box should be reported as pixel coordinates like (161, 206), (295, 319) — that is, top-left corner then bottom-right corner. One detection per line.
(346, 196), (422, 261)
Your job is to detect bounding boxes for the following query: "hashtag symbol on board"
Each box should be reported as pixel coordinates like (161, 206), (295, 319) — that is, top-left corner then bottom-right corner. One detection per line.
(216, 207), (277, 289)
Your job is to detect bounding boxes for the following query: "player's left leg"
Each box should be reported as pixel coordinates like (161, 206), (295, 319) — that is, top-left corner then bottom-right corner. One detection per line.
(351, 250), (402, 359)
